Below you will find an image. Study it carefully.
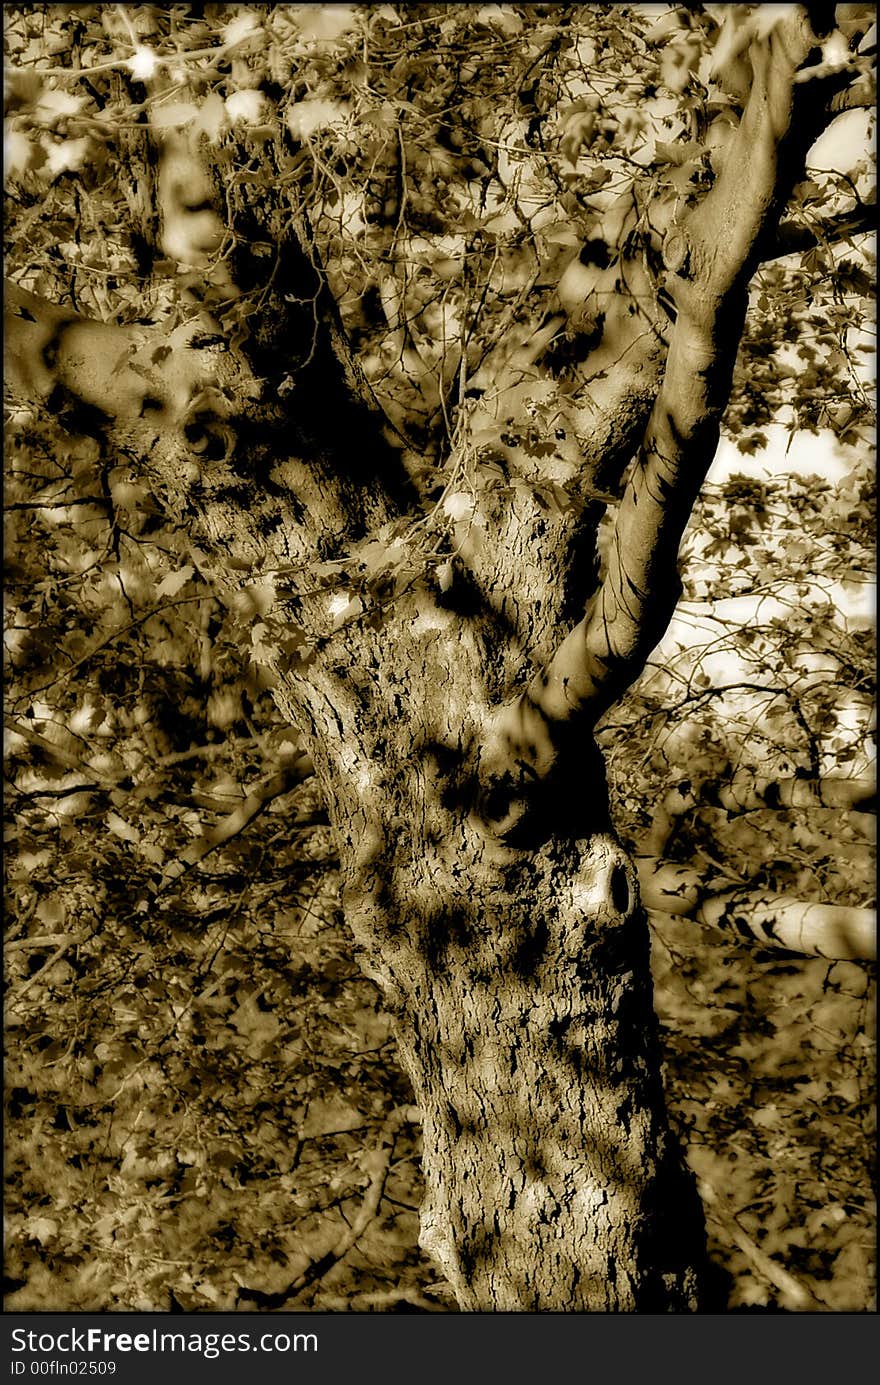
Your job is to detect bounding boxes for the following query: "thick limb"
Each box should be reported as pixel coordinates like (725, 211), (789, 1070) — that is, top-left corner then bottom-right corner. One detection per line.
(476, 9), (858, 841)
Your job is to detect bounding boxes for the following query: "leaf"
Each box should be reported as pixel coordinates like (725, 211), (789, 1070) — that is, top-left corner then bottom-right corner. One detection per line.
(225, 90), (265, 125)
(230, 996), (282, 1057)
(751, 1104), (782, 1130)
(559, 102), (597, 165)
(359, 539), (397, 577)
(45, 137), (91, 178)
(329, 594), (364, 628)
(35, 895), (66, 928)
(4, 129), (38, 178)
(301, 1098), (364, 1139)
(222, 12), (261, 44)
(15, 849), (52, 873)
(136, 841), (166, 866)
(436, 560), (454, 593)
(476, 5), (523, 34)
(582, 166), (612, 192)
(542, 223), (582, 247)
(26, 1217), (59, 1247)
(231, 579), (277, 618)
(106, 811), (140, 844)
(127, 46), (159, 81)
(310, 559), (349, 579)
(35, 89), (87, 121)
(442, 492), (474, 521)
(155, 566), (195, 598)
(287, 100), (349, 139)
(296, 6), (358, 43)
(194, 93), (229, 142)
(644, 11), (685, 45)
(833, 260), (873, 297)
(151, 102), (199, 131)
(522, 438), (557, 460)
(327, 590), (354, 620)
(661, 41), (699, 95)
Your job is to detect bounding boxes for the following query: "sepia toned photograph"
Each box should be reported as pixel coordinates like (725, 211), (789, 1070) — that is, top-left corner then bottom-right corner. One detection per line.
(4, 2), (875, 1319)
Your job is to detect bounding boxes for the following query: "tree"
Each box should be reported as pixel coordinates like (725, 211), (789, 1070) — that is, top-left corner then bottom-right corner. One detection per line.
(4, 4), (875, 1311)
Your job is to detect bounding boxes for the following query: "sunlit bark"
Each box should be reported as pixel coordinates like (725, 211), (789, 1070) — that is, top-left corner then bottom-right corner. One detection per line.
(639, 857), (875, 961)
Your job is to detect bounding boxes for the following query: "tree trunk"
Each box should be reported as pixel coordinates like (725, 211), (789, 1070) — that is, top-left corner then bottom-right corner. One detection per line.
(358, 844), (711, 1311)
(285, 591), (715, 1310)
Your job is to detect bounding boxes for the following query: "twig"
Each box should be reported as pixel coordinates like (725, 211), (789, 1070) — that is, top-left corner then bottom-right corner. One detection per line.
(150, 736), (265, 768)
(319, 1288), (449, 1311)
(3, 33), (255, 81)
(699, 1179), (827, 1311)
(237, 1109), (410, 1309)
(3, 893), (38, 946)
(7, 928), (93, 1008)
(22, 596), (206, 698)
(4, 716), (103, 781)
(6, 495), (108, 510)
(159, 754), (313, 887)
(5, 933), (70, 952)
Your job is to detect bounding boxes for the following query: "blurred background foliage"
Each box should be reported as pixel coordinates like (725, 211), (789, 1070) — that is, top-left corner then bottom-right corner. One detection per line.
(4, 3), (875, 1310)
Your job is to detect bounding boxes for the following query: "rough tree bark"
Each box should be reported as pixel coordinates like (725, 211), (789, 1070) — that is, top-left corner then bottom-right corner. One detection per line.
(4, 7), (870, 1310)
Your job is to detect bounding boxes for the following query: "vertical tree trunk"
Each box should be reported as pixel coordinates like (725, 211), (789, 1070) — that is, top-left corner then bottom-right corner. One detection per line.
(270, 582), (716, 1310)
(4, 224), (717, 1313)
(6, 0), (870, 1313)
(350, 832), (713, 1311)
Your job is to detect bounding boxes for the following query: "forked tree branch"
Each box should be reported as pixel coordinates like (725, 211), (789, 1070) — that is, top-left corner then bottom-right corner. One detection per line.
(479, 9), (867, 836)
(158, 753), (314, 888)
(637, 769), (875, 960)
(237, 1106), (413, 1309)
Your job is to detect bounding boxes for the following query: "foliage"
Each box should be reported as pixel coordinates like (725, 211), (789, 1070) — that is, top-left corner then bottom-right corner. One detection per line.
(598, 438), (876, 1313)
(3, 3), (875, 1311)
(3, 395), (437, 1311)
(653, 921), (875, 1312)
(730, 240), (875, 451)
(601, 448), (874, 907)
(5, 776), (436, 1312)
(4, 4), (874, 461)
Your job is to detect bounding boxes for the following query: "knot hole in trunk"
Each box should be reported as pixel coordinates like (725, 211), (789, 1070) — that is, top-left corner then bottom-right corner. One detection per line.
(609, 862), (632, 917)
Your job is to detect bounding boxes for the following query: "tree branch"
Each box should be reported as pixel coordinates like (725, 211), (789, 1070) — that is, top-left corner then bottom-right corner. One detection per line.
(637, 772), (875, 960)
(4, 273), (409, 594)
(828, 70), (875, 110)
(5, 715), (106, 782)
(159, 753), (314, 886)
(6, 924), (98, 1008)
(768, 199), (876, 260)
(642, 775), (875, 857)
(236, 1107), (411, 1308)
(565, 12), (851, 720)
(699, 1179), (827, 1310)
(476, 9), (864, 839)
(639, 857), (875, 961)
(4, 279), (233, 425)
